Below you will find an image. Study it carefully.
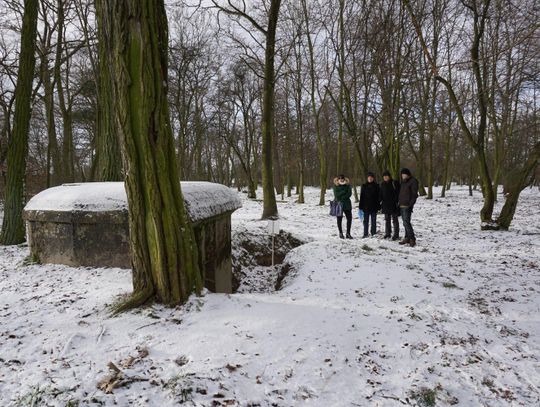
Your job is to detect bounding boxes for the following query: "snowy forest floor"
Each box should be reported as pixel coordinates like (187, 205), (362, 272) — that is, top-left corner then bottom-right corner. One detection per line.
(1, 185), (539, 406)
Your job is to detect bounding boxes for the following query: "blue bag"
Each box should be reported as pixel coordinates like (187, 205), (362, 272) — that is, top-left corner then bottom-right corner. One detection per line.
(329, 200), (343, 217)
(358, 208), (364, 220)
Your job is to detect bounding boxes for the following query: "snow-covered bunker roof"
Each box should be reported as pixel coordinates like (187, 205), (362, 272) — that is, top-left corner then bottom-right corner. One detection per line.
(25, 182), (242, 222)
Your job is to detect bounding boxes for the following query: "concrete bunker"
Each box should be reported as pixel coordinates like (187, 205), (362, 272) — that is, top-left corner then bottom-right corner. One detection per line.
(23, 182), (242, 294)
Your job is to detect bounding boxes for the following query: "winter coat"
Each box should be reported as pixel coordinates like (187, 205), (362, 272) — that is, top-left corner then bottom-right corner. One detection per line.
(359, 181), (381, 213)
(380, 179), (400, 215)
(399, 176), (419, 208)
(333, 178), (352, 211)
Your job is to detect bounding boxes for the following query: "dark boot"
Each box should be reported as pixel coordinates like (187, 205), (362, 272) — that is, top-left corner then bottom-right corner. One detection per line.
(339, 233), (345, 239)
(392, 235), (399, 241)
(384, 234), (391, 239)
(409, 238), (416, 247)
(346, 233), (353, 239)
(399, 238), (410, 245)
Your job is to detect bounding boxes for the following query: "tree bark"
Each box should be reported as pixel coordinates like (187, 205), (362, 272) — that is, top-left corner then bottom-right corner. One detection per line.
(1, 0), (39, 245)
(260, 0), (281, 218)
(95, 0), (123, 181)
(109, 0), (202, 310)
(496, 143), (540, 230)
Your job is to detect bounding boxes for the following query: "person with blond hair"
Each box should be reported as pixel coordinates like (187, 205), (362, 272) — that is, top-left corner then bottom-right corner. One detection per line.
(333, 174), (353, 239)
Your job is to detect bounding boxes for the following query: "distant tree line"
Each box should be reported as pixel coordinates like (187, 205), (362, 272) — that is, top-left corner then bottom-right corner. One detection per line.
(0, 0), (539, 237)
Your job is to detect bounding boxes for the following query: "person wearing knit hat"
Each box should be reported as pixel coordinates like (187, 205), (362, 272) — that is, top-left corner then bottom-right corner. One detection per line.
(380, 170), (400, 240)
(359, 171), (380, 238)
(398, 168), (419, 247)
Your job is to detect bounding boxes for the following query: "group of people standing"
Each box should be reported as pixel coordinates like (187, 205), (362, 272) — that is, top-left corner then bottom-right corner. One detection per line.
(332, 168), (419, 247)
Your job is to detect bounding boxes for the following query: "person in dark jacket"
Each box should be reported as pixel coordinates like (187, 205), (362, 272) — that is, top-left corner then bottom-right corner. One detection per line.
(359, 172), (380, 237)
(379, 170), (400, 240)
(398, 168), (419, 247)
(333, 175), (353, 239)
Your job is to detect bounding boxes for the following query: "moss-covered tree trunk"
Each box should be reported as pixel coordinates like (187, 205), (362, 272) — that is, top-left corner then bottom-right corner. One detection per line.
(0, 0), (39, 245)
(95, 0), (123, 181)
(260, 0), (281, 218)
(109, 0), (202, 310)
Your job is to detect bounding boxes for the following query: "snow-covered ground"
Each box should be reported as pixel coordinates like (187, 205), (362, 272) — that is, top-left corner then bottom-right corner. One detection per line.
(0, 185), (539, 406)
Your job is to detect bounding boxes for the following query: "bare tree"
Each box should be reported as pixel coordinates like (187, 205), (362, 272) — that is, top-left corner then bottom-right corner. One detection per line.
(210, 0), (280, 218)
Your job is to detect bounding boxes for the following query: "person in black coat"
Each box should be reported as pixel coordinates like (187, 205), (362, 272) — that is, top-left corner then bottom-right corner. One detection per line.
(398, 168), (419, 247)
(379, 170), (400, 240)
(359, 172), (380, 237)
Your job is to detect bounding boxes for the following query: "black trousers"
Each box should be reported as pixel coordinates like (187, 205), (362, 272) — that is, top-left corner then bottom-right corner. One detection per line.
(401, 207), (415, 239)
(337, 210), (352, 235)
(384, 213), (399, 238)
(363, 211), (377, 236)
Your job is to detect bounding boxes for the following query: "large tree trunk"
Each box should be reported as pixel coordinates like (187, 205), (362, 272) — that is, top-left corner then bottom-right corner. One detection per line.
(1, 0), (39, 245)
(496, 143), (540, 230)
(109, 0), (202, 310)
(95, 0), (123, 181)
(260, 0), (281, 218)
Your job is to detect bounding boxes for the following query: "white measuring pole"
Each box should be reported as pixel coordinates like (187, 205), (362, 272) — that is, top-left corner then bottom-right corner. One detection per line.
(267, 217), (280, 268)
(272, 234), (275, 267)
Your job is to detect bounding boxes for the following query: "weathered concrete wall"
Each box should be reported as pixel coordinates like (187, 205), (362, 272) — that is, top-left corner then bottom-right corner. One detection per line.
(25, 210), (130, 269)
(194, 215), (233, 293)
(23, 182), (241, 294)
(25, 211), (235, 293)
